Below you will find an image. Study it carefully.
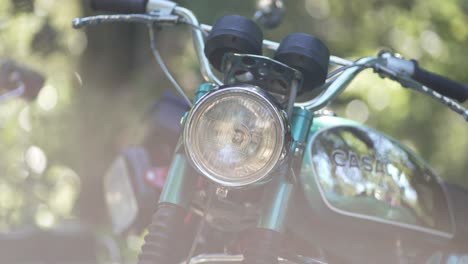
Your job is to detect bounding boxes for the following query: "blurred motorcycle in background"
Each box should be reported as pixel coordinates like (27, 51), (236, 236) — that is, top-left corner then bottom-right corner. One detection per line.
(105, 91), (189, 235)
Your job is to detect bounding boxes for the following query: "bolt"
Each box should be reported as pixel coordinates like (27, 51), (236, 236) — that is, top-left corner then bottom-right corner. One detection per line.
(216, 186), (228, 198)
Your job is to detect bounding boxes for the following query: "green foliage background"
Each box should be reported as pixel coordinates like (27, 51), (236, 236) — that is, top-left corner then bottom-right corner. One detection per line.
(0, 0), (466, 242)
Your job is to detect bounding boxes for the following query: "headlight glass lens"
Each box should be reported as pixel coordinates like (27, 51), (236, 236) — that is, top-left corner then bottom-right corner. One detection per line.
(185, 87), (286, 187)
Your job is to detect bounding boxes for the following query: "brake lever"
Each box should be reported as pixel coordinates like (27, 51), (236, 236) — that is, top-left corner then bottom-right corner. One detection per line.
(72, 13), (180, 29)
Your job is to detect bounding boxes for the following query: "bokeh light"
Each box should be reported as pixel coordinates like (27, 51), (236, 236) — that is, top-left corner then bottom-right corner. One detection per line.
(37, 85), (58, 111)
(47, 165), (81, 216)
(25, 145), (47, 174)
(18, 106), (32, 132)
(35, 203), (55, 228)
(366, 87), (391, 111)
(420, 30), (444, 58)
(345, 99), (369, 123)
(305, 0), (330, 19)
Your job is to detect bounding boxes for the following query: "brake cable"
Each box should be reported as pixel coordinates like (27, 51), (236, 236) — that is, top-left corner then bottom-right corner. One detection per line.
(185, 184), (215, 264)
(147, 23), (193, 106)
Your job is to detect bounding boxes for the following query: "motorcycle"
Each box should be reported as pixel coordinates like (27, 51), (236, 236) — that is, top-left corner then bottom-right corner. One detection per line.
(104, 91), (190, 235)
(73, 0), (468, 263)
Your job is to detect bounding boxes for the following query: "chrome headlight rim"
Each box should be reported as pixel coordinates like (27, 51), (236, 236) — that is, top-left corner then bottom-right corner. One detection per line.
(183, 84), (289, 187)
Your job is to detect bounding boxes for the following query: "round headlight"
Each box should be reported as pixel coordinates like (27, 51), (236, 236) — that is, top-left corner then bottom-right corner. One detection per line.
(184, 85), (288, 187)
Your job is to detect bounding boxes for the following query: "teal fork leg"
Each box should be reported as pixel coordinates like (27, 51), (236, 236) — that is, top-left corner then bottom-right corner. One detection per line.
(258, 172), (293, 232)
(243, 108), (313, 264)
(158, 153), (197, 208)
(140, 155), (192, 264)
(258, 107), (313, 231)
(138, 83), (217, 264)
(158, 83), (216, 208)
(243, 169), (293, 264)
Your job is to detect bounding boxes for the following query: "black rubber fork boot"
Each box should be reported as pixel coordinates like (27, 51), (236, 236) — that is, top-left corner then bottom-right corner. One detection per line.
(138, 203), (187, 264)
(242, 228), (281, 264)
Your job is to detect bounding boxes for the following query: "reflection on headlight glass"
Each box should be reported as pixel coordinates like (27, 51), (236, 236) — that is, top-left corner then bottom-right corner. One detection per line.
(189, 92), (282, 183)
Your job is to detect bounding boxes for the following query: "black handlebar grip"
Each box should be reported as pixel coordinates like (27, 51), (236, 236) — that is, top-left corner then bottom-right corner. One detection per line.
(91, 0), (148, 13)
(412, 60), (468, 103)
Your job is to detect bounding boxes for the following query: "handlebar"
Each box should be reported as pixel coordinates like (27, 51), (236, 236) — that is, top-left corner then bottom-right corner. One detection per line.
(74, 0), (468, 121)
(295, 57), (380, 111)
(173, 6), (222, 85)
(91, 0), (148, 13)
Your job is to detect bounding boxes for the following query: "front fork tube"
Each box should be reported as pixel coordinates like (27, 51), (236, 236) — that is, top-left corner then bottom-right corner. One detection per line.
(159, 152), (197, 208)
(138, 84), (215, 264)
(259, 107), (313, 232)
(258, 172), (293, 232)
(159, 83), (216, 208)
(139, 149), (197, 263)
(244, 108), (313, 263)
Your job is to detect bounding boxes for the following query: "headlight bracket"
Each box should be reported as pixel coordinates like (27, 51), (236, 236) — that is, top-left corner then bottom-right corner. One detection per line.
(221, 53), (302, 117)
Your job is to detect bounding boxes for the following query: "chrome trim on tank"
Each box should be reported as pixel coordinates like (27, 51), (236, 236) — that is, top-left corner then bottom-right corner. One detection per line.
(181, 254), (313, 264)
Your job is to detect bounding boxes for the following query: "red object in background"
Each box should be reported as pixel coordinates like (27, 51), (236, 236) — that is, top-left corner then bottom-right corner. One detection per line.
(145, 166), (169, 190)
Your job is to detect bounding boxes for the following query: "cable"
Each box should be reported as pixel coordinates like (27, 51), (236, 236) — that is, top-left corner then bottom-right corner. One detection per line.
(326, 58), (367, 79)
(147, 24), (193, 107)
(327, 64), (357, 79)
(179, 19), (210, 37)
(185, 185), (215, 264)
